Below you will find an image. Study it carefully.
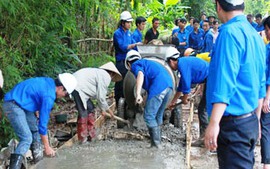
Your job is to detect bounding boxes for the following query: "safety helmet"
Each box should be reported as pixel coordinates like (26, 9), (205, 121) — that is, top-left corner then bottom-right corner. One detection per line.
(120, 11), (133, 22)
(58, 73), (77, 94)
(125, 50), (142, 69)
(165, 47), (180, 62)
(0, 70), (3, 88)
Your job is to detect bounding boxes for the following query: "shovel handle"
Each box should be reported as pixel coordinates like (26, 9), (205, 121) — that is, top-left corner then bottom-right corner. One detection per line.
(105, 112), (130, 125)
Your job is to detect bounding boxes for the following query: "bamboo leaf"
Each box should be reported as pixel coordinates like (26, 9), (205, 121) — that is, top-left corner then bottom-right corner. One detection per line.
(164, 0), (179, 7)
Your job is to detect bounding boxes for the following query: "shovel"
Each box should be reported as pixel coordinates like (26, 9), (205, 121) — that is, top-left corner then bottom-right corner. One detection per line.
(105, 112), (130, 128)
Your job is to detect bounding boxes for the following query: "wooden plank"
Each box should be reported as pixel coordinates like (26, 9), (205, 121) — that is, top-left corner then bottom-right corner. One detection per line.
(186, 99), (194, 169)
(59, 102), (116, 149)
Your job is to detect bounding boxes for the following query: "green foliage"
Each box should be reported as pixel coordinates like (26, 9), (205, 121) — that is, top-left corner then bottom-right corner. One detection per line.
(81, 53), (115, 68)
(0, 0), (83, 90)
(244, 0), (269, 16)
(181, 0), (216, 20)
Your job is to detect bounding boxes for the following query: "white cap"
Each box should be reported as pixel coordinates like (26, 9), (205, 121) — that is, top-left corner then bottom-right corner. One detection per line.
(0, 70), (3, 88)
(220, 0), (244, 6)
(125, 50), (142, 69)
(226, 0), (244, 6)
(120, 11), (133, 22)
(99, 62), (122, 82)
(165, 47), (180, 61)
(58, 73), (77, 94)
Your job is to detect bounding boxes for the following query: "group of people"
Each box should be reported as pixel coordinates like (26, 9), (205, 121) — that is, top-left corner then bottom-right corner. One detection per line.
(114, 0), (270, 169)
(1, 62), (123, 169)
(1, 0), (270, 168)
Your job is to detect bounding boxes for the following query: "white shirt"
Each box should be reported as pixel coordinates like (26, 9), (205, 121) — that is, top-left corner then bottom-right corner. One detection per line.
(73, 68), (111, 111)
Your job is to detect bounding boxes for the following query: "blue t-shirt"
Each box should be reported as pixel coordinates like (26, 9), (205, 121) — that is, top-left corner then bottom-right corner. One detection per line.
(172, 28), (189, 49)
(207, 15), (266, 116)
(177, 57), (209, 94)
(201, 29), (214, 53)
(188, 28), (204, 50)
(251, 21), (258, 29)
(131, 59), (173, 100)
(266, 44), (270, 86)
(132, 28), (143, 43)
(4, 77), (56, 135)
(186, 25), (194, 34)
(113, 27), (135, 61)
(256, 24), (265, 32)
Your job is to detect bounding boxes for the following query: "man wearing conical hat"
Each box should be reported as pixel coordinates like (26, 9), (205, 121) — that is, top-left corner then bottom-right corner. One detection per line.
(72, 62), (122, 143)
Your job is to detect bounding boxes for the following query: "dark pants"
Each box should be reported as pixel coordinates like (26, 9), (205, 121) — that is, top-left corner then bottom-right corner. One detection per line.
(218, 113), (258, 169)
(114, 60), (127, 105)
(261, 112), (270, 164)
(72, 90), (95, 117)
(197, 83), (208, 137)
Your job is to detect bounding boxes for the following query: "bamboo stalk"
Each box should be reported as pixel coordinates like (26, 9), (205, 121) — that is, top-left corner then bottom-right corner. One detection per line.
(77, 38), (113, 42)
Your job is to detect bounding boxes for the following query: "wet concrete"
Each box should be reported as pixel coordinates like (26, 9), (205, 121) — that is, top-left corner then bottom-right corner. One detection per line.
(33, 139), (185, 169)
(32, 112), (186, 169)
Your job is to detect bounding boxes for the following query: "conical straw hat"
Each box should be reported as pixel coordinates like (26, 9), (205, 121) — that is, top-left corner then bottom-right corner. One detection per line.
(100, 62), (122, 82)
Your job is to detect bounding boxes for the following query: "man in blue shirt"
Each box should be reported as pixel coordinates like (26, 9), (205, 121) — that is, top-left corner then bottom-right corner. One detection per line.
(255, 13), (265, 32)
(247, 14), (258, 29)
(188, 19), (204, 51)
(172, 18), (189, 55)
(261, 16), (270, 169)
(165, 47), (209, 142)
(125, 50), (173, 148)
(200, 20), (214, 53)
(132, 16), (146, 43)
(200, 12), (207, 28)
(113, 11), (138, 106)
(185, 17), (194, 34)
(205, 0), (266, 168)
(2, 73), (77, 168)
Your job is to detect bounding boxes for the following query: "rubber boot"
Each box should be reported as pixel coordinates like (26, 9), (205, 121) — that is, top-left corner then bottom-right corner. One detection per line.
(87, 113), (96, 141)
(9, 154), (24, 169)
(30, 141), (43, 164)
(77, 117), (88, 143)
(148, 127), (154, 147)
(148, 126), (161, 149)
(159, 125), (162, 142)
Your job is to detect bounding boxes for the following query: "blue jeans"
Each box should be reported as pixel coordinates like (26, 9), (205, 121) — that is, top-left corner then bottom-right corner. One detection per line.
(3, 101), (40, 155)
(218, 113), (258, 169)
(144, 88), (172, 128)
(261, 112), (270, 164)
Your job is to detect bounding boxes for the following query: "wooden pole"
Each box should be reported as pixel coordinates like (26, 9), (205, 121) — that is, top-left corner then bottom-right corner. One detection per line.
(186, 99), (194, 169)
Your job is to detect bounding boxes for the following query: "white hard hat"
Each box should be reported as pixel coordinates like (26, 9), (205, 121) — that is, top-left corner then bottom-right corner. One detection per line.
(0, 70), (3, 88)
(125, 50), (142, 69)
(224, 0), (244, 6)
(165, 47), (180, 62)
(58, 73), (77, 94)
(213, 0), (244, 6)
(120, 11), (133, 22)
